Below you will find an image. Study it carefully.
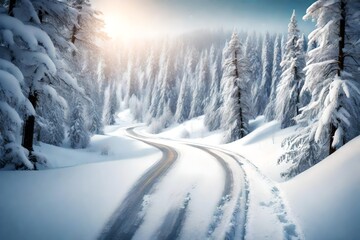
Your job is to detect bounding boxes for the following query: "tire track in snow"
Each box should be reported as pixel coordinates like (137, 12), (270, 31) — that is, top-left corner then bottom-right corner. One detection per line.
(186, 144), (249, 240)
(163, 135), (302, 239)
(155, 193), (191, 240)
(99, 127), (178, 240)
(207, 147), (302, 240)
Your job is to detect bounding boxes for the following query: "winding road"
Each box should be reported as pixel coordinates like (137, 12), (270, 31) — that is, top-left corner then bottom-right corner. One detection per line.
(99, 127), (249, 240)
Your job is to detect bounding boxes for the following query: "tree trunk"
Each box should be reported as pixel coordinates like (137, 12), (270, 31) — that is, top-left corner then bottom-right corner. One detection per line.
(234, 50), (245, 138)
(330, 0), (346, 155)
(71, 25), (77, 44)
(8, 0), (16, 16)
(38, 10), (44, 23)
(22, 91), (38, 154)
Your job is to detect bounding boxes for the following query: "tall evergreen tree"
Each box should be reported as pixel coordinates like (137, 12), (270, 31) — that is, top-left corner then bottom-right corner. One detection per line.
(264, 34), (283, 121)
(190, 50), (210, 118)
(247, 33), (263, 116)
(0, 59), (34, 169)
(0, 3), (58, 167)
(220, 32), (251, 143)
(276, 10), (305, 129)
(103, 84), (118, 125)
(175, 74), (192, 123)
(204, 45), (222, 131)
(279, 1), (360, 178)
(68, 96), (90, 149)
(254, 32), (273, 115)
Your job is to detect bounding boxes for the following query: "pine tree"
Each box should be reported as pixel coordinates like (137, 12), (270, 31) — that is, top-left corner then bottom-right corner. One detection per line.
(143, 49), (159, 117)
(0, 5), (58, 168)
(220, 32), (251, 143)
(190, 50), (210, 118)
(204, 45), (222, 131)
(264, 34), (283, 121)
(0, 59), (34, 169)
(279, 1), (360, 178)
(175, 74), (192, 123)
(254, 32), (273, 116)
(103, 84), (118, 125)
(157, 45), (177, 119)
(89, 102), (103, 134)
(276, 10), (304, 129)
(36, 94), (66, 146)
(68, 97), (90, 149)
(247, 33), (263, 116)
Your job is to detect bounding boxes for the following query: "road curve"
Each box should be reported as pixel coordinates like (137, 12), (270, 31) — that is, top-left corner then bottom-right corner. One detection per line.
(99, 127), (178, 240)
(184, 143), (248, 239)
(99, 127), (248, 240)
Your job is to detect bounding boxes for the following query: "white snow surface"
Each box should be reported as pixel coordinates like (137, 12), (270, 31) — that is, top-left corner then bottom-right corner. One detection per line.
(0, 123), (161, 240)
(146, 113), (360, 239)
(282, 136), (360, 239)
(1, 110), (359, 239)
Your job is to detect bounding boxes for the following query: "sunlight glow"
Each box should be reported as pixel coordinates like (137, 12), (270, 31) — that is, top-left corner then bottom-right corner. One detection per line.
(101, 3), (165, 41)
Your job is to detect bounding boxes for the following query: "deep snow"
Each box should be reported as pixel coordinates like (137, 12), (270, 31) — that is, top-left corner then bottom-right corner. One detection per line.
(145, 113), (360, 239)
(1, 110), (359, 239)
(0, 125), (161, 240)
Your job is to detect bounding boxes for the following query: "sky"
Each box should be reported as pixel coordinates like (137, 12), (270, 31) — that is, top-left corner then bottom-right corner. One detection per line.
(92, 0), (316, 40)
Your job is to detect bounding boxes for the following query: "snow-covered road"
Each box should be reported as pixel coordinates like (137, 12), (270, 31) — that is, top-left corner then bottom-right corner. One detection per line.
(100, 127), (179, 239)
(100, 127), (250, 239)
(0, 122), (303, 240)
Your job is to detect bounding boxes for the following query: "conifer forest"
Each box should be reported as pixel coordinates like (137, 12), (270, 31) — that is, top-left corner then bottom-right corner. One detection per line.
(1, 0), (359, 239)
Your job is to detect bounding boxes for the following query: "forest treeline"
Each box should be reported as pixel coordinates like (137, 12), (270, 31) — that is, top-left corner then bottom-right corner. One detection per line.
(0, 0), (115, 169)
(117, 1), (360, 178)
(1, 0), (359, 178)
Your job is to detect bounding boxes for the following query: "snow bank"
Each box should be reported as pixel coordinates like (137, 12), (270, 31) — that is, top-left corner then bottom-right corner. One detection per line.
(150, 116), (224, 144)
(147, 115), (295, 182)
(282, 136), (360, 239)
(0, 125), (161, 240)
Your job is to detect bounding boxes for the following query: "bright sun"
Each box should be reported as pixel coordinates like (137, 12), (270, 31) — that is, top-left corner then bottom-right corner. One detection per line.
(104, 15), (127, 38)
(102, 7), (162, 40)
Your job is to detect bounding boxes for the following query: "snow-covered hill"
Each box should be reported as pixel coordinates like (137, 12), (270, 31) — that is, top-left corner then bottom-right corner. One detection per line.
(148, 114), (360, 239)
(282, 136), (360, 239)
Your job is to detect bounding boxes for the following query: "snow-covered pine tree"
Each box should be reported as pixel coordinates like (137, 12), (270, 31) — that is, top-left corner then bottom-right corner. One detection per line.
(204, 45), (222, 131)
(88, 102), (103, 134)
(36, 93), (66, 146)
(297, 34), (307, 105)
(25, 0), (89, 147)
(68, 96), (90, 149)
(264, 34), (282, 121)
(103, 83), (118, 125)
(0, 4), (58, 166)
(254, 32), (273, 116)
(189, 50), (210, 118)
(279, 0), (360, 178)
(125, 60), (139, 105)
(175, 73), (192, 123)
(299, 34), (312, 107)
(246, 33), (263, 117)
(149, 44), (169, 119)
(174, 47), (197, 123)
(156, 44), (177, 120)
(276, 10), (305, 129)
(220, 32), (251, 143)
(69, 0), (107, 134)
(0, 59), (34, 169)
(143, 48), (159, 118)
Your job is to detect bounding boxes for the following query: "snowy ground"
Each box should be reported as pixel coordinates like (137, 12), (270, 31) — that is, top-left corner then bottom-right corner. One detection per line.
(1, 110), (359, 239)
(145, 114), (360, 239)
(0, 122), (161, 240)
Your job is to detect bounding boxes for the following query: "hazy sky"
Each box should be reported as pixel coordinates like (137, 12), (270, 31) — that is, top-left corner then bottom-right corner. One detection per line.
(92, 0), (315, 39)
